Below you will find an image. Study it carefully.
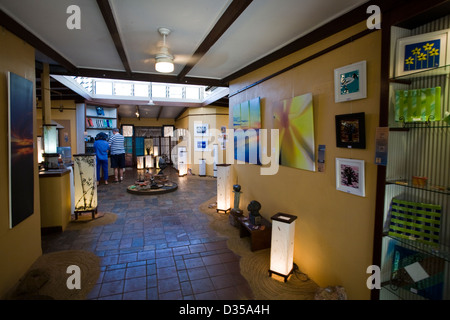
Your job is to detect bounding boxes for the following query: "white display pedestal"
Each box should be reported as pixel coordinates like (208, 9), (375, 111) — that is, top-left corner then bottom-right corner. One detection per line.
(269, 213), (298, 282)
(199, 158), (206, 176)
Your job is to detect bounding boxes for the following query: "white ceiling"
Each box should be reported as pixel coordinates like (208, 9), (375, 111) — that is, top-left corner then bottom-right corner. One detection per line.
(0, 0), (370, 118)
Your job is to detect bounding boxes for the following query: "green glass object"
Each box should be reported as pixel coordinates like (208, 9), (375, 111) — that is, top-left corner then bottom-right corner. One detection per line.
(395, 86), (441, 122)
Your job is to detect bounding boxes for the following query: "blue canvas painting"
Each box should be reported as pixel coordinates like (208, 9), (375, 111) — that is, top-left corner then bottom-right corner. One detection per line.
(403, 39), (441, 72)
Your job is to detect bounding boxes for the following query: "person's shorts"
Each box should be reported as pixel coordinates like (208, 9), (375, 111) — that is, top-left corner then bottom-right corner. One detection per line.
(110, 153), (125, 168)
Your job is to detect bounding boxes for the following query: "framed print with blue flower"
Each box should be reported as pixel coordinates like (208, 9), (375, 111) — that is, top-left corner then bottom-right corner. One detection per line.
(395, 29), (449, 77)
(334, 60), (367, 103)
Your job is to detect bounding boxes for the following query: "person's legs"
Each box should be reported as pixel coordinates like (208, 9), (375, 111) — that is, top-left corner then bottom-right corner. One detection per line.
(111, 154), (120, 182)
(118, 154), (125, 181)
(96, 157), (101, 185)
(101, 159), (109, 184)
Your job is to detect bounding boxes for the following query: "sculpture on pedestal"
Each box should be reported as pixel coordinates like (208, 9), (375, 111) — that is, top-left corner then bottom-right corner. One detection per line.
(248, 200), (262, 226)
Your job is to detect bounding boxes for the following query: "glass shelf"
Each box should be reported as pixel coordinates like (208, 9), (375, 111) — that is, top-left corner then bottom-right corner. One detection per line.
(382, 233), (450, 262)
(391, 64), (450, 82)
(386, 180), (450, 195)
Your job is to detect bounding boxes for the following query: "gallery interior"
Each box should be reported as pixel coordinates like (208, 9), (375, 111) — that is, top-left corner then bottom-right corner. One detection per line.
(1, 0), (450, 301)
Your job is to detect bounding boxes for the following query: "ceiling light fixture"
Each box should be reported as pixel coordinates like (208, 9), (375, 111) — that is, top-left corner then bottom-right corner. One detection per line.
(155, 27), (174, 73)
(135, 106), (140, 118)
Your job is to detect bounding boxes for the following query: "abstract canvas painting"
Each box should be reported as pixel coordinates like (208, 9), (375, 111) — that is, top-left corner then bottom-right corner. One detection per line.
(232, 97), (261, 164)
(8, 72), (34, 228)
(273, 93), (315, 171)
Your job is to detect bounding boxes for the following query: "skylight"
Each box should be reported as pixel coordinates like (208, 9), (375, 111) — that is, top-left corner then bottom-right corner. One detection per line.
(71, 76), (207, 101)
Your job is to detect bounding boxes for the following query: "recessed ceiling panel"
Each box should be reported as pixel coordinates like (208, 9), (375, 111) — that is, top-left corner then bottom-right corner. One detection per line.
(110, 0), (232, 75)
(0, 0), (125, 70)
(190, 0), (370, 79)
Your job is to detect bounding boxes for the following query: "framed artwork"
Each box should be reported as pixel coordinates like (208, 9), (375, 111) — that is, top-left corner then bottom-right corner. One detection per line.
(335, 112), (366, 149)
(194, 122), (209, 137)
(335, 158), (365, 197)
(395, 29), (450, 77)
(233, 97), (261, 164)
(8, 72), (34, 228)
(194, 138), (209, 151)
(273, 93), (315, 171)
(334, 60), (367, 103)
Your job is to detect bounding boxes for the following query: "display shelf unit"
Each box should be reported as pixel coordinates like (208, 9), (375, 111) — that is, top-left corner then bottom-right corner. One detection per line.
(374, 2), (450, 301)
(84, 102), (118, 153)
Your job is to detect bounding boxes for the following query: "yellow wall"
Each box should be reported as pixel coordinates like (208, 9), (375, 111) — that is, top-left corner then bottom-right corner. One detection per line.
(175, 106), (228, 176)
(0, 29), (42, 298)
(229, 22), (380, 299)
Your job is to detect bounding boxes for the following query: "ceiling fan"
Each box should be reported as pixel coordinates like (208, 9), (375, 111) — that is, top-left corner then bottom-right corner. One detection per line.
(145, 27), (202, 73)
(155, 27), (174, 73)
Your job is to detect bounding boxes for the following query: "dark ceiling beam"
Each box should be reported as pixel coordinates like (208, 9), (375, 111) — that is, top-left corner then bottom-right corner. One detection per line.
(156, 106), (163, 121)
(96, 0), (132, 75)
(0, 9), (77, 73)
(177, 0), (253, 81)
(174, 107), (188, 121)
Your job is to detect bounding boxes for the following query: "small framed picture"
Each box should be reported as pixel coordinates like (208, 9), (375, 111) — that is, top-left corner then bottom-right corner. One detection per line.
(335, 112), (366, 149)
(395, 29), (450, 77)
(194, 122), (209, 137)
(194, 138), (209, 151)
(334, 60), (367, 103)
(336, 158), (365, 197)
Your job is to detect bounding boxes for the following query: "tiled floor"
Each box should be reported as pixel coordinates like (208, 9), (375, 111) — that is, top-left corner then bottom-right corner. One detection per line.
(41, 166), (254, 300)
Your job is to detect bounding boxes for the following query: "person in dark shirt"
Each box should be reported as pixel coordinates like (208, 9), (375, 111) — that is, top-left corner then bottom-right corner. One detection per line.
(94, 132), (110, 185)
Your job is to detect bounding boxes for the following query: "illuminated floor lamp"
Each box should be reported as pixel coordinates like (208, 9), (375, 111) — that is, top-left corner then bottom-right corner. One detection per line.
(178, 146), (187, 177)
(73, 154), (98, 220)
(137, 156), (144, 169)
(269, 213), (298, 282)
(145, 155), (153, 169)
(216, 164), (231, 213)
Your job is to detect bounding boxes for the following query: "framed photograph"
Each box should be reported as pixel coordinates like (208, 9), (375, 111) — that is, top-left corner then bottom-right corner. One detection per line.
(194, 122), (209, 137)
(335, 112), (366, 149)
(8, 72), (34, 228)
(194, 138), (209, 151)
(334, 60), (367, 103)
(336, 158), (365, 197)
(395, 29), (450, 77)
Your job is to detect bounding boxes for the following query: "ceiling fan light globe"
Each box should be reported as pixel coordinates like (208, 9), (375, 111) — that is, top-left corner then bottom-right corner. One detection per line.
(155, 59), (174, 73)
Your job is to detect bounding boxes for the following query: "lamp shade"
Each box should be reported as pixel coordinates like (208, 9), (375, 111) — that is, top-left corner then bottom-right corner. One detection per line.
(137, 156), (144, 169)
(269, 213), (298, 281)
(73, 154), (97, 212)
(178, 146), (187, 176)
(145, 155), (153, 168)
(216, 164), (232, 213)
(43, 124), (58, 154)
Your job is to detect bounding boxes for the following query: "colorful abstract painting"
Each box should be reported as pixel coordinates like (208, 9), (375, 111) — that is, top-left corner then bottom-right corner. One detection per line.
(273, 93), (315, 171)
(232, 97), (261, 164)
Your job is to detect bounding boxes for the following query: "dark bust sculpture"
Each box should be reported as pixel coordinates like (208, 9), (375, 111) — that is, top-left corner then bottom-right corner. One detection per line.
(248, 200), (262, 226)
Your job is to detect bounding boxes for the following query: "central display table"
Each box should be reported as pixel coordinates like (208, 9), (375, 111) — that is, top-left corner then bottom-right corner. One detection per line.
(237, 216), (272, 251)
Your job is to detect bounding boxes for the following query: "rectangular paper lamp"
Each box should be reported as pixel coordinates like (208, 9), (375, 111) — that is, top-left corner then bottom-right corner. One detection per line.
(145, 155), (153, 168)
(178, 146), (187, 176)
(137, 156), (144, 169)
(216, 164), (231, 213)
(73, 154), (98, 219)
(269, 213), (298, 282)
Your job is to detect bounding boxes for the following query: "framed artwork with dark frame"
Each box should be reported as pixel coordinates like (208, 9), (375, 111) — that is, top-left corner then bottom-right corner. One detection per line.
(335, 112), (366, 149)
